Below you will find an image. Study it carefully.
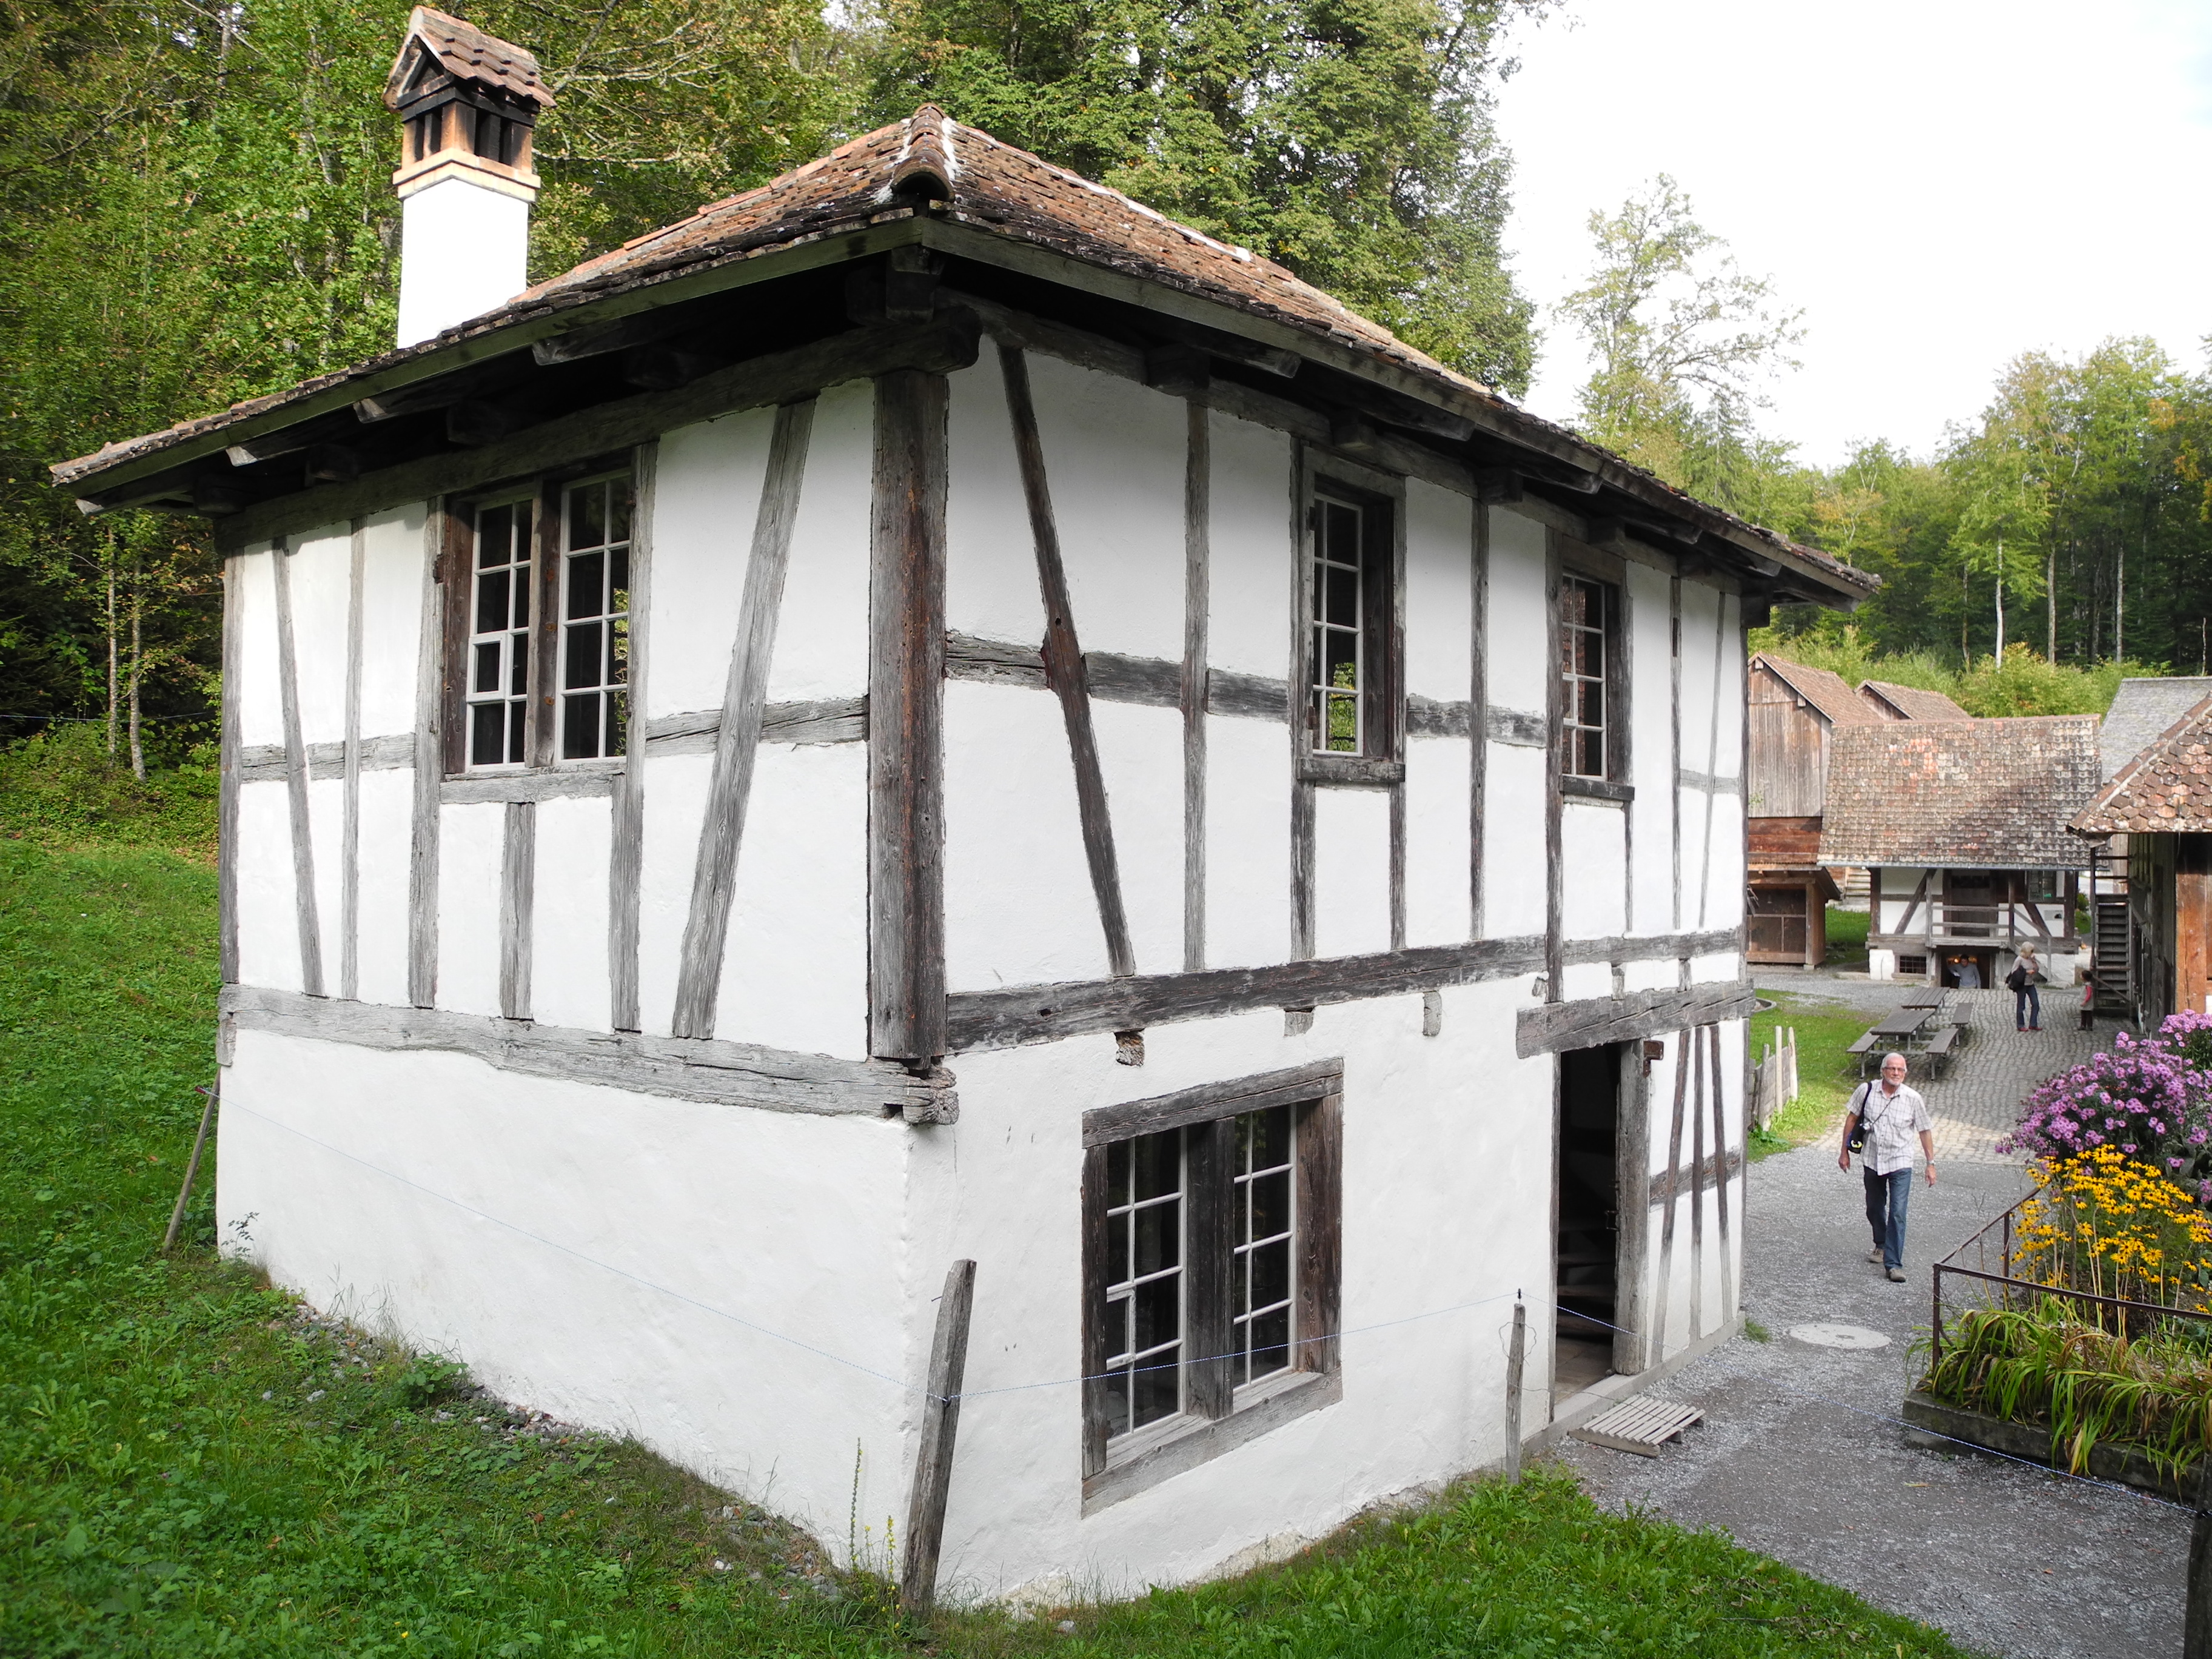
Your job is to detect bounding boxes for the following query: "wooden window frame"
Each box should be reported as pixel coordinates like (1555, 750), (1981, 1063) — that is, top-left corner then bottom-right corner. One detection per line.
(1079, 1062), (1344, 1510)
(1295, 455), (1404, 788)
(1557, 542), (1631, 802)
(440, 455), (634, 779)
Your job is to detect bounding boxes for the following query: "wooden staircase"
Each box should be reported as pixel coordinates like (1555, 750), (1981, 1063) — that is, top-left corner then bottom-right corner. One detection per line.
(2093, 897), (2131, 1014)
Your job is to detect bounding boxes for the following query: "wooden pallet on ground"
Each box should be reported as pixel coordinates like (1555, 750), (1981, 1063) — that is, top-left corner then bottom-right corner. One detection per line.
(1569, 1396), (1704, 1458)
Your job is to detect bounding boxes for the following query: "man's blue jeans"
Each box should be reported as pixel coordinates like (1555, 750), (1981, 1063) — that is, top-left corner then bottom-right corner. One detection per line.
(1865, 1165), (1912, 1271)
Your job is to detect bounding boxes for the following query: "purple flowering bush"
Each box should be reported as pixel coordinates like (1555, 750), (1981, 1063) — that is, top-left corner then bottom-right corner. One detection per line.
(2003, 1011), (2212, 1200)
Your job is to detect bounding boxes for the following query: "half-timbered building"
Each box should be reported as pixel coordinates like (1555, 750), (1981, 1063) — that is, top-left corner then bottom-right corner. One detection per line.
(52, 10), (1872, 1599)
(1822, 717), (2099, 988)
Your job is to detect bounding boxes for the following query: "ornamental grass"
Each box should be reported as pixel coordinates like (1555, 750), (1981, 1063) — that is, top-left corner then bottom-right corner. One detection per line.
(1922, 1298), (2212, 1482)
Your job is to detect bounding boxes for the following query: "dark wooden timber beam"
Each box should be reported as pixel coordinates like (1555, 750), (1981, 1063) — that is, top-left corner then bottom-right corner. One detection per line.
(216, 312), (984, 549)
(1516, 979), (1757, 1058)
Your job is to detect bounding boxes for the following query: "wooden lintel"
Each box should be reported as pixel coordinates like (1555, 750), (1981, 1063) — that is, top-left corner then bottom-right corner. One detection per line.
(1515, 980), (1757, 1059)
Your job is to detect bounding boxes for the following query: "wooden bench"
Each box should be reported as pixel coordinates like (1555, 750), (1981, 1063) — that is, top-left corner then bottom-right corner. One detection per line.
(1917, 1024), (1961, 1079)
(1847, 1032), (1880, 1076)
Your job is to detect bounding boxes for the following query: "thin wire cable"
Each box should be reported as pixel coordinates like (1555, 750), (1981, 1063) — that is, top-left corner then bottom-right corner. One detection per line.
(222, 1097), (1524, 1404)
(222, 1098), (919, 1395)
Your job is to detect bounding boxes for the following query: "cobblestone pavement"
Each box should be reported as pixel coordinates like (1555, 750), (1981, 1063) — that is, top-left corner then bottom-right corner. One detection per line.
(1552, 980), (2181, 1655)
(1755, 979), (2110, 1164)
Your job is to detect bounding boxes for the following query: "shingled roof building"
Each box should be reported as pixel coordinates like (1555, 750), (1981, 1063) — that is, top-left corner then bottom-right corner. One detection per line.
(1857, 679), (1969, 722)
(2073, 694), (2212, 1024)
(53, 10), (1872, 1601)
(1821, 718), (2100, 988)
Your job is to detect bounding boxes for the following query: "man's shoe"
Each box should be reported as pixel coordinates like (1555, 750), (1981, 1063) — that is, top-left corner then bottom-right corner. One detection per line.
(1868, 1248), (1883, 1264)
(1887, 1267), (1907, 1282)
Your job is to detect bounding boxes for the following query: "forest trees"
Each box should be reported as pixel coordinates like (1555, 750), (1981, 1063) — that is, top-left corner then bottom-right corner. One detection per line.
(865, 0), (1550, 393)
(0, 0), (1550, 746)
(1555, 180), (2212, 675)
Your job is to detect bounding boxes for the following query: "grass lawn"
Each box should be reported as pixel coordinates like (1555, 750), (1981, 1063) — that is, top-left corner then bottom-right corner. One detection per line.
(1750, 990), (1874, 1156)
(1, 835), (1974, 1657)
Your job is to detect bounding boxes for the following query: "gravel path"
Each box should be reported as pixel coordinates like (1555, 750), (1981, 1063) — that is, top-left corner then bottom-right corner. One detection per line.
(1558, 996), (2188, 1658)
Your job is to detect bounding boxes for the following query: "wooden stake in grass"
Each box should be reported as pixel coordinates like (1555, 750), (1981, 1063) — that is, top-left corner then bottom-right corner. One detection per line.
(161, 1084), (218, 1253)
(900, 1258), (976, 1613)
(1504, 1298), (1527, 1483)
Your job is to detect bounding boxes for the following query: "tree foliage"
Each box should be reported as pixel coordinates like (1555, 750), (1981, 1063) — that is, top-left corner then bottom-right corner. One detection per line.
(863, 0), (1548, 393)
(0, 0), (1549, 745)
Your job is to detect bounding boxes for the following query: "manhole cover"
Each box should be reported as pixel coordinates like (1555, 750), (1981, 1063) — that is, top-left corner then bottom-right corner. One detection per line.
(1788, 1322), (1890, 1349)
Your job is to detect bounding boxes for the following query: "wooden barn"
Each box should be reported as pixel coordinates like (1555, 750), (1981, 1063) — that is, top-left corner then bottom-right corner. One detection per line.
(1822, 718), (2099, 988)
(2081, 677), (2212, 1014)
(2074, 693), (2212, 1025)
(1743, 654), (1875, 967)
(51, 10), (1872, 1600)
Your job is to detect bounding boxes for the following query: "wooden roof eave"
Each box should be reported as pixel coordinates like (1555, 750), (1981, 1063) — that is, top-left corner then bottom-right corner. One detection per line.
(52, 200), (1873, 608)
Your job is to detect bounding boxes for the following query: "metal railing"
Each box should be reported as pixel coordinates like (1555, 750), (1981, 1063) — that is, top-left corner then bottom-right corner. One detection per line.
(1931, 1186), (2212, 1367)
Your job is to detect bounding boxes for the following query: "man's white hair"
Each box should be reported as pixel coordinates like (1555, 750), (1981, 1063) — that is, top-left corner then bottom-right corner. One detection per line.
(1882, 1051), (1908, 1067)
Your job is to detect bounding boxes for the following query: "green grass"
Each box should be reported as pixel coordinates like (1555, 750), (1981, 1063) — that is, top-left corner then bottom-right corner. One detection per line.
(1822, 905), (1868, 968)
(1750, 989), (1874, 1156)
(1, 836), (1977, 1657)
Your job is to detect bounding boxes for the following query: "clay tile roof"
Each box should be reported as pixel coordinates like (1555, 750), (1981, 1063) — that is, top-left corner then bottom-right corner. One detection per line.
(1857, 679), (1969, 722)
(2097, 677), (2212, 781)
(384, 7), (553, 111)
(2073, 695), (2212, 834)
(1753, 654), (1882, 728)
(1818, 717), (2102, 869)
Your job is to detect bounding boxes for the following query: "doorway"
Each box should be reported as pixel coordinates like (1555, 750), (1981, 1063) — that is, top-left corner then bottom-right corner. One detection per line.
(1940, 948), (1994, 990)
(1555, 1043), (1621, 1403)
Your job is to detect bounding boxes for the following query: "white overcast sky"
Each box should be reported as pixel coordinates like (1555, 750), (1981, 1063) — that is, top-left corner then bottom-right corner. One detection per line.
(1490, 0), (2212, 468)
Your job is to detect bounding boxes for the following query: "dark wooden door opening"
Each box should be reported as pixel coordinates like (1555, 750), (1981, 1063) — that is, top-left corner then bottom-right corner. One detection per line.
(1555, 1043), (1621, 1403)
(1939, 948), (1994, 990)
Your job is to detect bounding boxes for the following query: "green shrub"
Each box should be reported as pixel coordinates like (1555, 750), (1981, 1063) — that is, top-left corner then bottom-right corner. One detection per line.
(389, 1352), (472, 1410)
(1748, 623), (2153, 719)
(0, 723), (216, 853)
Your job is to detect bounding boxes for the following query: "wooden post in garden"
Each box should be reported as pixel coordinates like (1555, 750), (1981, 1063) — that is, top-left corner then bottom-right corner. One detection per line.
(1503, 1299), (1527, 1483)
(2188, 1460), (2212, 1659)
(900, 1258), (976, 1614)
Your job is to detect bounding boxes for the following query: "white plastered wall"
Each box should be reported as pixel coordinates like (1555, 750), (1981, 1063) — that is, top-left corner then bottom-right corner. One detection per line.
(905, 982), (1553, 1601)
(219, 1030), (917, 1564)
(1403, 480), (1473, 950)
(1624, 561), (1676, 933)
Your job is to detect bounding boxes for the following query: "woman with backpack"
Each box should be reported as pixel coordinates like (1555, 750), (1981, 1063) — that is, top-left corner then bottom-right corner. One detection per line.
(2006, 946), (2043, 1032)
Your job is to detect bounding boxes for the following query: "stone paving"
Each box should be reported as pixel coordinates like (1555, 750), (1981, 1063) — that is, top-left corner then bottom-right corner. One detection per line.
(1552, 977), (2185, 1657)
(1756, 977), (2110, 1164)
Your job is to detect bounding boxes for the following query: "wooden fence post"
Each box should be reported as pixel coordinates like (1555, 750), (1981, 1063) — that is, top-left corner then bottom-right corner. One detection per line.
(1503, 1299), (1526, 1483)
(161, 1084), (220, 1253)
(2188, 1459), (2212, 1659)
(900, 1258), (977, 1613)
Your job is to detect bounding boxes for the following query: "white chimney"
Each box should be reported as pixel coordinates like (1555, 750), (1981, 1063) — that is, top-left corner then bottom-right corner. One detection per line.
(383, 7), (553, 348)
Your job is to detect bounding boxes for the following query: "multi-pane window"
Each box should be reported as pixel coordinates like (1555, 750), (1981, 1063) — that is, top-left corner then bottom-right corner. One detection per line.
(1230, 1107), (1295, 1385)
(558, 475), (632, 760)
(1085, 1088), (1338, 1480)
(1101, 1130), (1187, 1438)
(1310, 494), (1365, 754)
(468, 497), (535, 768)
(1560, 574), (1609, 779)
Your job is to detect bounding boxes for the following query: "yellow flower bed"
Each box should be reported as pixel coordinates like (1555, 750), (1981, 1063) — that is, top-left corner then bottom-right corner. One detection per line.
(2017, 1147), (2212, 1310)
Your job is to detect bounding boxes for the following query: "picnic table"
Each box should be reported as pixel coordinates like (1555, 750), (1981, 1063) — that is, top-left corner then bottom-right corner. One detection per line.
(1849, 1008), (1930, 1076)
(1900, 989), (1946, 1010)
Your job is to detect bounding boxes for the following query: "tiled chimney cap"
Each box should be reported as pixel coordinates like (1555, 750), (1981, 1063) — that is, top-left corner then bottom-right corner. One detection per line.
(384, 6), (555, 112)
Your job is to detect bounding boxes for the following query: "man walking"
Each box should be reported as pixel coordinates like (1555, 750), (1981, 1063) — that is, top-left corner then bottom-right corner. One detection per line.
(1839, 1052), (1936, 1282)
